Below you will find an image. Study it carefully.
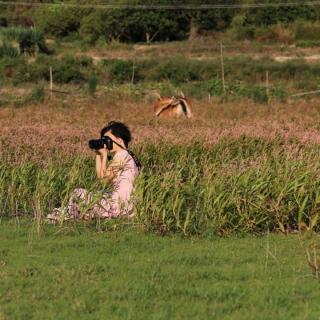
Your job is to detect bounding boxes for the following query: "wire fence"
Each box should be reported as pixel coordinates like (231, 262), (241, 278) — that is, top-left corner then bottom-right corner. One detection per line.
(1, 1), (320, 9)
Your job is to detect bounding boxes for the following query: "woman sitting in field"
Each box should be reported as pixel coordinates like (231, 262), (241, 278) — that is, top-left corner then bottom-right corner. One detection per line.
(47, 121), (141, 222)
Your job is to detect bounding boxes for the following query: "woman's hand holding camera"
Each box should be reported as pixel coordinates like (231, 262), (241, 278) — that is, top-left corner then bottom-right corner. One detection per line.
(95, 146), (109, 180)
(95, 146), (108, 157)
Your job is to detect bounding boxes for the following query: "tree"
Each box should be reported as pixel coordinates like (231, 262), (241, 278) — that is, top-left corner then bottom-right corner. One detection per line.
(79, 11), (105, 44)
(242, 0), (317, 26)
(76, 5), (190, 44)
(32, 3), (90, 37)
(121, 9), (190, 43)
(191, 0), (239, 33)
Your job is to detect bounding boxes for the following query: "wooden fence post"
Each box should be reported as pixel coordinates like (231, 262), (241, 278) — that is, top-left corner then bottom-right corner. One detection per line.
(131, 60), (135, 84)
(220, 42), (226, 98)
(49, 67), (53, 98)
(266, 70), (269, 103)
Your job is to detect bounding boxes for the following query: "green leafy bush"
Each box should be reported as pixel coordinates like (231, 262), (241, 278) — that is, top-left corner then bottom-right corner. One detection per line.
(33, 6), (86, 37)
(270, 86), (287, 102)
(141, 59), (219, 83)
(0, 42), (18, 58)
(29, 86), (45, 102)
(0, 56), (27, 83)
(77, 55), (93, 68)
(79, 12), (105, 44)
(0, 17), (7, 27)
(294, 20), (320, 41)
(53, 64), (84, 84)
(228, 14), (255, 40)
(296, 40), (320, 47)
(88, 73), (98, 97)
(108, 60), (136, 84)
(242, 1), (317, 27)
(13, 55), (86, 84)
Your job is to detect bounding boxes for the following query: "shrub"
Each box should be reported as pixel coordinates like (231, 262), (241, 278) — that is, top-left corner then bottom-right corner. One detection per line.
(12, 55), (51, 84)
(77, 55), (93, 68)
(254, 25), (294, 44)
(204, 78), (224, 96)
(296, 40), (320, 47)
(242, 2), (317, 27)
(192, 5), (237, 32)
(53, 64), (84, 84)
(272, 24), (294, 44)
(0, 42), (18, 58)
(13, 55), (85, 84)
(142, 59), (217, 83)
(0, 57), (27, 83)
(0, 17), (7, 27)
(249, 87), (269, 104)
(79, 12), (105, 44)
(30, 55), (52, 80)
(0, 54), (318, 97)
(253, 27), (275, 42)
(108, 60), (136, 84)
(88, 73), (98, 97)
(33, 6), (86, 37)
(44, 55), (87, 83)
(26, 86), (45, 104)
(228, 15), (255, 40)
(270, 86), (287, 103)
(178, 79), (223, 99)
(294, 20), (320, 41)
(227, 81), (284, 104)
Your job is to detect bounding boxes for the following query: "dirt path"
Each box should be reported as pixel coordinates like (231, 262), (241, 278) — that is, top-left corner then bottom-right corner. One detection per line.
(273, 54), (320, 62)
(87, 44), (320, 63)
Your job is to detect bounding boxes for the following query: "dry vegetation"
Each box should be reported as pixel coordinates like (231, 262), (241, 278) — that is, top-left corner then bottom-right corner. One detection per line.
(2, 97), (320, 162)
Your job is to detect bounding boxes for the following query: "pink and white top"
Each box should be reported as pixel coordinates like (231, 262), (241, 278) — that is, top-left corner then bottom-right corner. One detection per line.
(108, 149), (139, 216)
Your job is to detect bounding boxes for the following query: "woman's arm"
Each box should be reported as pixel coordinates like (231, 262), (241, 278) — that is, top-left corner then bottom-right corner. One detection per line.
(95, 151), (111, 180)
(96, 149), (119, 182)
(96, 147), (125, 182)
(95, 153), (103, 179)
(95, 149), (111, 180)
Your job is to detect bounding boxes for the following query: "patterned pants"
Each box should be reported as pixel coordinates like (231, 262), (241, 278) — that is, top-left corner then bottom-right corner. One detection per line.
(67, 188), (116, 219)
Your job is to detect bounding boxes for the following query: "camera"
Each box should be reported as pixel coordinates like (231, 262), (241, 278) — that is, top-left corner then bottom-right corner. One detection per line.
(89, 136), (113, 150)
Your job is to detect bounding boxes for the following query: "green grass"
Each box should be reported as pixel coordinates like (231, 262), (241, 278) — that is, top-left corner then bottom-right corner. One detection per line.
(0, 220), (319, 320)
(3, 53), (320, 102)
(1, 138), (320, 235)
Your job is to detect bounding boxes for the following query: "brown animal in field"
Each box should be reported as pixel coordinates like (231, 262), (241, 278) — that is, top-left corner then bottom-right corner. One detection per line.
(152, 92), (192, 118)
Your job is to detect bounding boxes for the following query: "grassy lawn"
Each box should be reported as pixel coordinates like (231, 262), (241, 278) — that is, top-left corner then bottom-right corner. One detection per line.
(0, 221), (319, 320)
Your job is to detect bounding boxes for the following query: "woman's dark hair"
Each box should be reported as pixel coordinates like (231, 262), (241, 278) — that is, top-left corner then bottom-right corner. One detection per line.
(101, 121), (131, 147)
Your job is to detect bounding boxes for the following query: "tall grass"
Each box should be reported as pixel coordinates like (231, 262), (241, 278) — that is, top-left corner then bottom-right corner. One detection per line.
(1, 137), (320, 236)
(1, 27), (52, 55)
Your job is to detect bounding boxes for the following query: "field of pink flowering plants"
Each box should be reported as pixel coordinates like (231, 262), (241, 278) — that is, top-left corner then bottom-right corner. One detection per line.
(1, 96), (320, 235)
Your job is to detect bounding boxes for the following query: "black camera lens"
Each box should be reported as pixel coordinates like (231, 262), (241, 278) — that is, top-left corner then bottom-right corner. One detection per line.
(89, 139), (104, 150)
(89, 136), (114, 150)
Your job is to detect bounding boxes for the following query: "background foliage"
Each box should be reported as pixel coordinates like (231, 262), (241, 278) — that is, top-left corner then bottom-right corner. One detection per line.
(1, 0), (320, 43)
